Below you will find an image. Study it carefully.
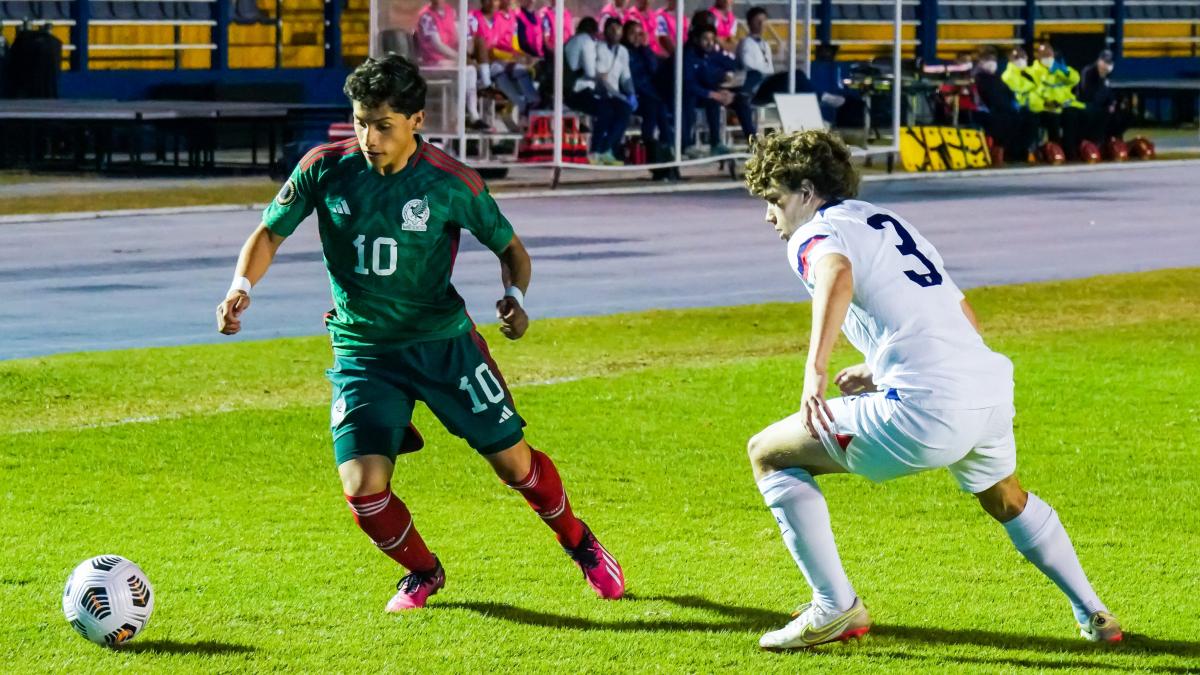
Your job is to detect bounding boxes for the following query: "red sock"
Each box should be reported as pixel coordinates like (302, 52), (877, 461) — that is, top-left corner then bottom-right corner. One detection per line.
(345, 489), (438, 573)
(507, 449), (586, 548)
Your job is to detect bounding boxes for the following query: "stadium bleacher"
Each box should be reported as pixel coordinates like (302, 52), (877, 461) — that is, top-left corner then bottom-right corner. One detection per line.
(0, 0), (1195, 172)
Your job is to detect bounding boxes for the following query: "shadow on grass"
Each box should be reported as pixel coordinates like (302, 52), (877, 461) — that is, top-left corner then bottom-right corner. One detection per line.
(439, 592), (782, 632)
(831, 648), (1198, 674)
(120, 639), (256, 655)
(443, 595), (1200, 672)
(873, 625), (1200, 659)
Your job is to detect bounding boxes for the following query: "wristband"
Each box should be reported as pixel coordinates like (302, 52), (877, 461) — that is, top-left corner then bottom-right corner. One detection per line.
(229, 276), (252, 295)
(504, 285), (524, 308)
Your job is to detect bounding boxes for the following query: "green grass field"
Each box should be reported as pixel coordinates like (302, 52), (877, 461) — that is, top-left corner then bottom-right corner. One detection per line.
(2, 269), (1198, 673)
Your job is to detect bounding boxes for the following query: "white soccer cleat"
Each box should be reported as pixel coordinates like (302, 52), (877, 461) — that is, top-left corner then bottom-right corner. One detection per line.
(1079, 610), (1123, 642)
(759, 597), (871, 651)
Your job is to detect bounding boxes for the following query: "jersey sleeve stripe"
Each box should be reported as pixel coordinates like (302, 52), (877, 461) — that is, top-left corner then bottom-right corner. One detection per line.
(420, 143), (484, 194)
(796, 234), (829, 279)
(422, 144), (484, 194)
(298, 138), (359, 171)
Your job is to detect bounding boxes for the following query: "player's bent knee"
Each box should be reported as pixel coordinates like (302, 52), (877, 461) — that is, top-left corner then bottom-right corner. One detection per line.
(747, 431), (781, 474)
(975, 474), (1027, 522)
(485, 438), (532, 484)
(338, 455), (394, 496)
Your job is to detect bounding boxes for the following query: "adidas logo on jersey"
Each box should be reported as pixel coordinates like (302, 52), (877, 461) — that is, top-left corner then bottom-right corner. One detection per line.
(331, 199), (351, 216)
(499, 405), (514, 424)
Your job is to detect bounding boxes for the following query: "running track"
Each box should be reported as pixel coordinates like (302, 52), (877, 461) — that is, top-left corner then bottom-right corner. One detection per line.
(3, 163), (1198, 359)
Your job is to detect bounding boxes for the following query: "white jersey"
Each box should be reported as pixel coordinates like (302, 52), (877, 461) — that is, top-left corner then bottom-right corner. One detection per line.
(786, 199), (1013, 409)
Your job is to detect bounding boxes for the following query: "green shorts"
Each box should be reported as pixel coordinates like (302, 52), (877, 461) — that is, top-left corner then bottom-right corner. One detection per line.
(326, 329), (526, 465)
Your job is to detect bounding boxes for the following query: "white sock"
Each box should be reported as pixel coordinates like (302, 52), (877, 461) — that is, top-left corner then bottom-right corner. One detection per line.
(757, 468), (856, 613)
(465, 67), (481, 120)
(1003, 492), (1107, 623)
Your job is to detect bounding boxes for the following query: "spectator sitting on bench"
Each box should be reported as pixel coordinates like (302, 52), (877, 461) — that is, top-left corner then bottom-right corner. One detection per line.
(676, 25), (751, 157)
(623, 18), (672, 163)
(737, 6), (772, 101)
(651, 0), (687, 57)
(565, 17), (633, 165)
(472, 0), (540, 126)
(974, 45), (1037, 164)
(1030, 43), (1087, 159)
(700, 24), (756, 148)
(708, 0), (737, 53)
(417, 0), (486, 130)
(536, 0), (573, 54)
(600, 0), (630, 25)
(1076, 49), (1131, 147)
(513, 0), (544, 57)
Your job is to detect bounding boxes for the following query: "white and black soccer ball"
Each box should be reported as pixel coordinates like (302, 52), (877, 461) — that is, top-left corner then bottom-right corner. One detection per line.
(62, 555), (154, 647)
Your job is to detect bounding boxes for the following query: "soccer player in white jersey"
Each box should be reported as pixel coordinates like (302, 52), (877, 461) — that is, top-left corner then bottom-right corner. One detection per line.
(743, 130), (1122, 650)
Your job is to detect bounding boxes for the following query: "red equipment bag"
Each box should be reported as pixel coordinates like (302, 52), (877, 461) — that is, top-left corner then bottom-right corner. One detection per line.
(1103, 137), (1128, 162)
(1038, 142), (1066, 165)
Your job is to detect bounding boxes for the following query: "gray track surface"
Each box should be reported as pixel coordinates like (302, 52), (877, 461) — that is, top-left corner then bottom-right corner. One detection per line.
(3, 164), (1198, 359)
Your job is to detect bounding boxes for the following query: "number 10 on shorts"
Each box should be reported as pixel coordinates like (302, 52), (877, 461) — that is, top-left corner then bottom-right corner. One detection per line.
(459, 363), (505, 413)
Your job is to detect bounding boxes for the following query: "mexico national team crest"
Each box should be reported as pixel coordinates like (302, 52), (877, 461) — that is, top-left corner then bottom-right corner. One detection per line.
(275, 179), (297, 206)
(402, 196), (430, 232)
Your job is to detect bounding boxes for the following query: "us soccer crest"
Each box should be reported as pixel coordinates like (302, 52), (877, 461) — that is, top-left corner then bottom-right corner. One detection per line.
(402, 196), (430, 232)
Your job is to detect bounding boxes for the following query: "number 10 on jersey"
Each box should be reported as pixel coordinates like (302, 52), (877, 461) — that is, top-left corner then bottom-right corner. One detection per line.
(353, 235), (398, 276)
(460, 363), (505, 413)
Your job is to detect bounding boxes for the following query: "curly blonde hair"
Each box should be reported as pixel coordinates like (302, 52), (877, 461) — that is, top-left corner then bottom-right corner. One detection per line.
(744, 130), (860, 200)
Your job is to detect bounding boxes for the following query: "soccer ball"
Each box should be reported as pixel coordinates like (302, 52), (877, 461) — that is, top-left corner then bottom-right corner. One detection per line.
(62, 555), (154, 647)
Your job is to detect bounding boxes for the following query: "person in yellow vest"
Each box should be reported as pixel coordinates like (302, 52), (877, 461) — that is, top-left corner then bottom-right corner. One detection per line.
(1001, 47), (1042, 112)
(1029, 43), (1088, 159)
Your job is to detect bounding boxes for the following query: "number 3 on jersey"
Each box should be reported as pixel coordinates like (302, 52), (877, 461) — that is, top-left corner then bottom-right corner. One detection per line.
(867, 213), (943, 288)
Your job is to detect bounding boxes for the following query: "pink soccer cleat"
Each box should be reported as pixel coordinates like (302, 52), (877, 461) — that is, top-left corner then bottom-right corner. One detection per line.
(563, 522), (625, 600)
(385, 558), (445, 612)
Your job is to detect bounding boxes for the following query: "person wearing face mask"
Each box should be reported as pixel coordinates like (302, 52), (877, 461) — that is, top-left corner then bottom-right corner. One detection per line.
(974, 46), (1037, 164)
(1001, 46), (1042, 113)
(1076, 49), (1131, 147)
(1030, 43), (1087, 159)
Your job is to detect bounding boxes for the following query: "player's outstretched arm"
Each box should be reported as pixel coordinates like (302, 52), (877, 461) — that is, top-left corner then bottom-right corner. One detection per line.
(800, 253), (854, 439)
(216, 224), (287, 335)
(495, 233), (531, 340)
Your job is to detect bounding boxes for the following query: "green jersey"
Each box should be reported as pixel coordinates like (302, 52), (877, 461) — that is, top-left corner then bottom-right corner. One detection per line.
(263, 137), (515, 352)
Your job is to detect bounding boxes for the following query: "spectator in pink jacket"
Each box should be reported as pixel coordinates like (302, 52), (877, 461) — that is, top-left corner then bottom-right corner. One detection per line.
(709, 0), (736, 51)
(417, 0), (485, 128)
(537, 0), (574, 52)
(652, 0), (687, 56)
(599, 0), (629, 25)
(471, 0), (539, 119)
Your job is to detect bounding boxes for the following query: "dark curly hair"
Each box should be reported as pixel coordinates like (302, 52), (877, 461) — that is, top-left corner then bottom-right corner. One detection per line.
(343, 53), (427, 116)
(744, 130), (860, 200)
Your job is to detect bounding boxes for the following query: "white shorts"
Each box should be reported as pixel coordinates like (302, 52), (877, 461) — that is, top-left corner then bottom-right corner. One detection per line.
(818, 389), (1017, 494)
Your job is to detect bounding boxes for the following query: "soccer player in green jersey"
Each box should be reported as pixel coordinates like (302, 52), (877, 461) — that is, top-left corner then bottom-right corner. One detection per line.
(215, 54), (624, 611)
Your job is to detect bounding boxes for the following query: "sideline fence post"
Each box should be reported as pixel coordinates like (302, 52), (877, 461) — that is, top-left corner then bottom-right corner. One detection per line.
(553, 0), (565, 178)
(456, 0), (468, 156)
(788, 0), (797, 92)
(673, 0), (683, 167)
